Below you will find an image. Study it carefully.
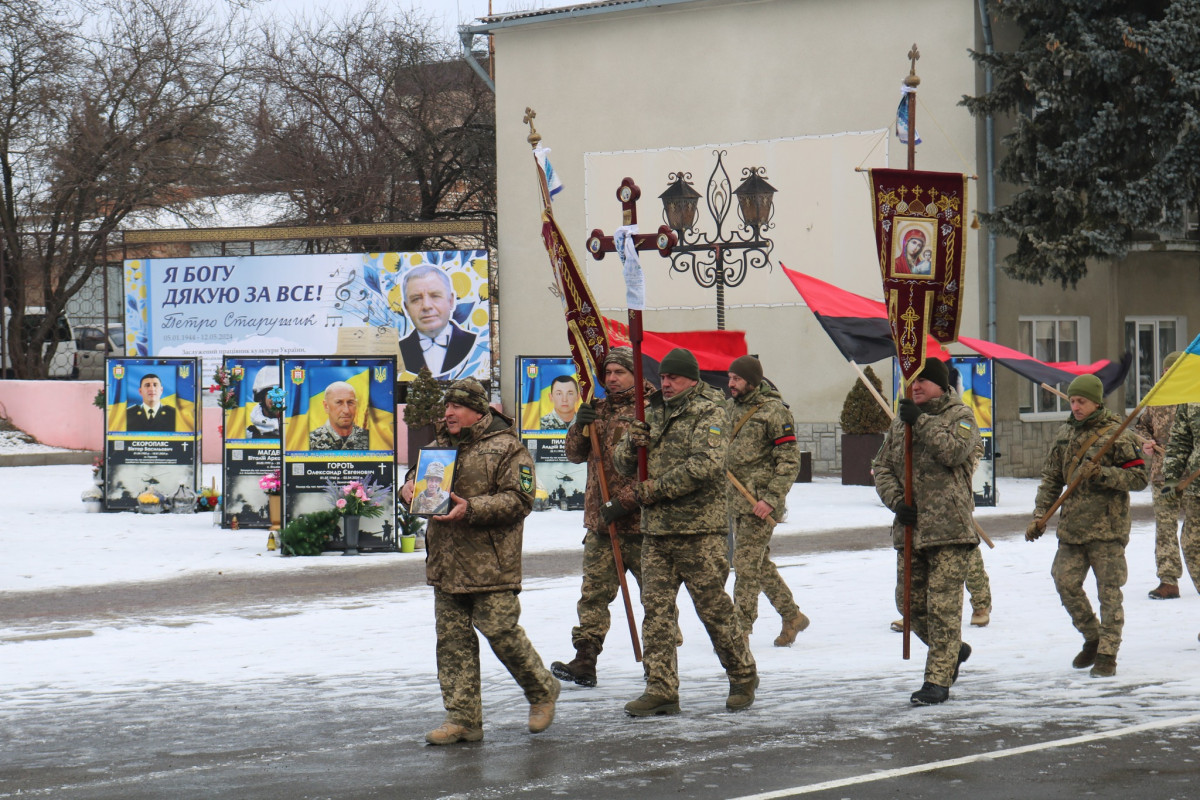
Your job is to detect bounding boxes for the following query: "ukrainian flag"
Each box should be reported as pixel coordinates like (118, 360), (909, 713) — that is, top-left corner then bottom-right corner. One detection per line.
(1143, 333), (1200, 407)
(175, 363), (196, 432)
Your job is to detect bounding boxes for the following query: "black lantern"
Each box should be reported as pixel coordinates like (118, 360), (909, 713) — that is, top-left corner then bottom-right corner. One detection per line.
(658, 174), (701, 232)
(734, 168), (777, 230)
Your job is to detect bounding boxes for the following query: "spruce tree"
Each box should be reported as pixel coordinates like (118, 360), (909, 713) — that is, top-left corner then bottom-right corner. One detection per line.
(962, 0), (1200, 286)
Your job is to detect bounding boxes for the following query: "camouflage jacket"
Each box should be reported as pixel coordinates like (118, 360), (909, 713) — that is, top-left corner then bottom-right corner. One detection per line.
(614, 381), (728, 536)
(417, 409), (535, 593)
(1162, 403), (1200, 498)
(873, 389), (980, 551)
(725, 384), (800, 521)
(308, 424), (369, 451)
(1034, 407), (1149, 545)
(563, 386), (641, 535)
(1133, 404), (1178, 484)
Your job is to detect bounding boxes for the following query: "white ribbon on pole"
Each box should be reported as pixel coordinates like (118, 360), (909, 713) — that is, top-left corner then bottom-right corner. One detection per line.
(614, 225), (645, 310)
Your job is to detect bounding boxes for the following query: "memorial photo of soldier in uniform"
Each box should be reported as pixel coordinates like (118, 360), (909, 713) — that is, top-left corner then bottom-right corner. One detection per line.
(539, 375), (580, 430)
(411, 448), (457, 517)
(126, 373), (177, 432)
(308, 380), (369, 450)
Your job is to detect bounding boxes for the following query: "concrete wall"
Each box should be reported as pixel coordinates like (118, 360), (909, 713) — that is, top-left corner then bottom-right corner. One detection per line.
(0, 380), (412, 465)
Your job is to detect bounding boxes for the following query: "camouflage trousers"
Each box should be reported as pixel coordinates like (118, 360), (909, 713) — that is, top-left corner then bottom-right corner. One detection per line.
(1150, 485), (1198, 588)
(965, 546), (992, 611)
(1051, 541), (1127, 658)
(641, 533), (756, 700)
(433, 588), (556, 729)
(571, 529), (644, 651)
(731, 513), (800, 633)
(896, 543), (972, 687)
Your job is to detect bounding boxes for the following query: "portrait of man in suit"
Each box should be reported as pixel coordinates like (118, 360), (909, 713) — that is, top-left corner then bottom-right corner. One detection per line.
(127, 373), (177, 432)
(397, 265), (478, 379)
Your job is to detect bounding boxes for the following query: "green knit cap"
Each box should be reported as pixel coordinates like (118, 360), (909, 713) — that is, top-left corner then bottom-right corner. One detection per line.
(1164, 351), (1183, 372)
(659, 348), (700, 381)
(1066, 374), (1104, 405)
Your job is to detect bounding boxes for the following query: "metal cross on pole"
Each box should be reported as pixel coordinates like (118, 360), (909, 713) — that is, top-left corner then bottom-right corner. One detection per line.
(584, 178), (676, 480)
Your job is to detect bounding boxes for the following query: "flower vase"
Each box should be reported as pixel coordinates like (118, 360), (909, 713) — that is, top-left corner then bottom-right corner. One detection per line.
(343, 515), (360, 556)
(268, 494), (282, 532)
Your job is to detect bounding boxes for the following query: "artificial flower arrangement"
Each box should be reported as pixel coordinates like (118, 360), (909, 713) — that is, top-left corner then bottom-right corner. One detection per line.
(259, 470), (282, 496)
(260, 386), (286, 419)
(137, 488), (165, 509)
(91, 456), (104, 479)
(322, 475), (391, 518)
(196, 486), (220, 512)
(210, 366), (240, 410)
(93, 387), (106, 409)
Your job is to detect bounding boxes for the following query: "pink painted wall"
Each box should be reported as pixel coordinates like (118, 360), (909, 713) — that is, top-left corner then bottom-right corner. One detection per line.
(0, 380), (412, 464)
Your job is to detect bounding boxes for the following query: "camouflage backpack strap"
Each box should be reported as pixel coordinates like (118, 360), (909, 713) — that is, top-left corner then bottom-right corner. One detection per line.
(1067, 423), (1118, 482)
(730, 402), (762, 442)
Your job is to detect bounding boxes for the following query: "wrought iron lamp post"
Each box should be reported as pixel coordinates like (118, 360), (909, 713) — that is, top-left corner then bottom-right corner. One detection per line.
(659, 150), (777, 330)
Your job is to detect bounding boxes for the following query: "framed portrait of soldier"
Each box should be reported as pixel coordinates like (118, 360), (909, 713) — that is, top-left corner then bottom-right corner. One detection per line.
(410, 447), (458, 517)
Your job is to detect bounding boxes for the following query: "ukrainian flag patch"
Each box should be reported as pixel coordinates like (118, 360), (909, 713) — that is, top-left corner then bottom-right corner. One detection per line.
(708, 425), (721, 436)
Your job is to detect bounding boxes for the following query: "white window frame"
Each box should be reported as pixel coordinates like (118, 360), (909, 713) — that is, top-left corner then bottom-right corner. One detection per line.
(1017, 316), (1090, 422)
(1124, 316), (1188, 410)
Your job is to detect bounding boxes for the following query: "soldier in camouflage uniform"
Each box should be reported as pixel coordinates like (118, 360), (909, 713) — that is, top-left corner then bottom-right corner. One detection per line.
(614, 348), (758, 716)
(1161, 398), (1200, 598)
(550, 347), (644, 687)
(1135, 351), (1188, 599)
(1026, 374), (1148, 678)
(724, 356), (809, 647)
(874, 359), (979, 706)
(400, 378), (558, 745)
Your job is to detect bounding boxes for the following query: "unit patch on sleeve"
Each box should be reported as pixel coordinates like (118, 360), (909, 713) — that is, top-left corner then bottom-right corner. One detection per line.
(519, 464), (534, 493)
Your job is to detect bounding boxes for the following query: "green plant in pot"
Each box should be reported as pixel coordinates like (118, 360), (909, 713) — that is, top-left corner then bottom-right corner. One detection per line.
(839, 365), (891, 486)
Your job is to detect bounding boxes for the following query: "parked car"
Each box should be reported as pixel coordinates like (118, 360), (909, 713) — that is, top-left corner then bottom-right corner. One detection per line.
(1, 306), (79, 379)
(74, 323), (125, 380)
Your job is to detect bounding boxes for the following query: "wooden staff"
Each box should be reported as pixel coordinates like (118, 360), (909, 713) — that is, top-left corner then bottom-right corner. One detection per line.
(726, 470), (776, 528)
(590, 425), (642, 661)
(849, 360), (994, 549)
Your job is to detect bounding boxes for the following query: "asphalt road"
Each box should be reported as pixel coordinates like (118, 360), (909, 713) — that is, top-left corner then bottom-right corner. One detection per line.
(7, 507), (1200, 800)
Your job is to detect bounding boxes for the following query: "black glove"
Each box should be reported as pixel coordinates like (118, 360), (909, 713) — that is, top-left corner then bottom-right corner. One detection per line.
(628, 419), (651, 448)
(898, 398), (921, 426)
(600, 499), (634, 526)
(575, 400), (597, 427)
(1161, 479), (1180, 497)
(895, 502), (918, 527)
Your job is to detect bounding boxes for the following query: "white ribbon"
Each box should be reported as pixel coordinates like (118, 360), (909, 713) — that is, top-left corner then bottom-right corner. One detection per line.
(614, 225), (645, 311)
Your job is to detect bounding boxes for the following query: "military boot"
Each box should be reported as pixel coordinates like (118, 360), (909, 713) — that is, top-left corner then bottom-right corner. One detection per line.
(726, 675), (760, 711)
(774, 611), (811, 647)
(910, 682), (950, 706)
(1072, 639), (1100, 669)
(1090, 653), (1117, 678)
(951, 642), (971, 684)
(425, 722), (483, 746)
(550, 641), (600, 687)
(624, 693), (681, 717)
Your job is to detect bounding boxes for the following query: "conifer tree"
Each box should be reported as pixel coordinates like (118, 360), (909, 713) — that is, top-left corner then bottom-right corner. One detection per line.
(962, 0), (1200, 286)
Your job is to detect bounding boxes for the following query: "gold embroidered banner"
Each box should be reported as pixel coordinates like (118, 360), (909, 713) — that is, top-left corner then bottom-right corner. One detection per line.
(869, 168), (968, 387)
(540, 210), (607, 401)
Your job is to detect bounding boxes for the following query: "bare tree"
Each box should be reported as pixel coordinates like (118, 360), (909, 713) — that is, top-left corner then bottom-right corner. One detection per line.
(244, 4), (495, 252)
(0, 0), (247, 377)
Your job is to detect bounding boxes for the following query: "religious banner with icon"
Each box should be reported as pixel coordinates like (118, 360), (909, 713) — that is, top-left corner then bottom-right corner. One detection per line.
(280, 356), (398, 552)
(103, 357), (202, 511)
(220, 356), (282, 529)
(869, 168), (968, 387)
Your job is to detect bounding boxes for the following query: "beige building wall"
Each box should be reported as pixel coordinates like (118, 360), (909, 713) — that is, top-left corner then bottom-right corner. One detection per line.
(489, 0), (983, 457)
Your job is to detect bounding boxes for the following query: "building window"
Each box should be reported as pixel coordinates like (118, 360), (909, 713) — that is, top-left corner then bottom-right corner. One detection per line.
(1125, 317), (1186, 408)
(1018, 317), (1089, 415)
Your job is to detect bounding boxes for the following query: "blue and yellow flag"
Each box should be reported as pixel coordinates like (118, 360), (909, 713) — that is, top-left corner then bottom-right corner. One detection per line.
(1143, 334), (1200, 407)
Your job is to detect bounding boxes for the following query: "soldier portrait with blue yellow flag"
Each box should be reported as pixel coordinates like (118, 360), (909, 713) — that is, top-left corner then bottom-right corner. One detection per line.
(283, 360), (396, 456)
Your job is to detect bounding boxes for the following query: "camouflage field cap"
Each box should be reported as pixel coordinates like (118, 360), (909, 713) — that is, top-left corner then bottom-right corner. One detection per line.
(443, 378), (490, 414)
(426, 461), (445, 479)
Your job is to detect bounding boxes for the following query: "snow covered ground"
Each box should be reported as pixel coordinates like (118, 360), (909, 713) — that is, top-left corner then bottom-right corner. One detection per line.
(3, 463), (1199, 799)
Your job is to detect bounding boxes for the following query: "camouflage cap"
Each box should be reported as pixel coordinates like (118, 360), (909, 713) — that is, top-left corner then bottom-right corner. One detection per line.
(604, 346), (636, 373)
(443, 378), (490, 414)
(426, 461), (445, 479)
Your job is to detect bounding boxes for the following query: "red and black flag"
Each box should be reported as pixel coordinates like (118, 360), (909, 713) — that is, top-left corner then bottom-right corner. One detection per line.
(604, 317), (746, 392)
(782, 264), (1130, 391)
